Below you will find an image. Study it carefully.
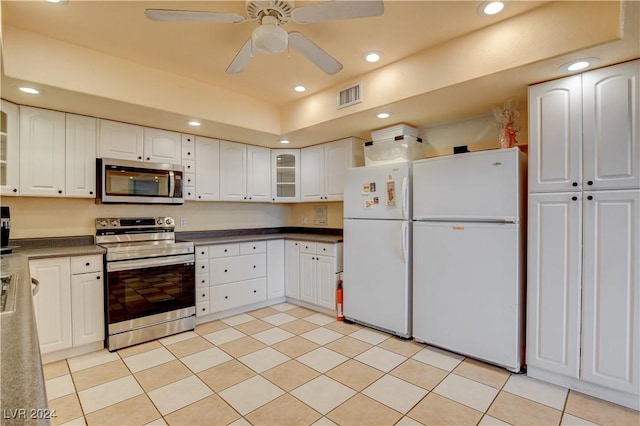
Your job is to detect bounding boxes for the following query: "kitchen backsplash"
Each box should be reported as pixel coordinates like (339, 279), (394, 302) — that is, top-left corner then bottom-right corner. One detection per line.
(1, 197), (296, 239)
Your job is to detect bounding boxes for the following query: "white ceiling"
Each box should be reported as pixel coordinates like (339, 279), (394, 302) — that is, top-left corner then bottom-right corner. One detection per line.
(2, 1), (639, 147)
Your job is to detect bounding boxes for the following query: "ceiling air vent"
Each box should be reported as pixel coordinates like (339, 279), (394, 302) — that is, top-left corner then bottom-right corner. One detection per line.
(337, 82), (362, 109)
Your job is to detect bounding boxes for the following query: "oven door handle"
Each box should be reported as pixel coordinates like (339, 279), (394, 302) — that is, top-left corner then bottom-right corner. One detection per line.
(107, 254), (194, 272)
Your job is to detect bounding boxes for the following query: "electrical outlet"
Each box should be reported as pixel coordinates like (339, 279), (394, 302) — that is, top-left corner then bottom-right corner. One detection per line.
(301, 216), (308, 224)
(180, 217), (187, 227)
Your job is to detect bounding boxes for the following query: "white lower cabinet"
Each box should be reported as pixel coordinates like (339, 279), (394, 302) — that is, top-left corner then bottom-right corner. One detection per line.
(31, 255), (105, 356)
(286, 240), (342, 311)
(527, 190), (640, 409)
(196, 240), (286, 317)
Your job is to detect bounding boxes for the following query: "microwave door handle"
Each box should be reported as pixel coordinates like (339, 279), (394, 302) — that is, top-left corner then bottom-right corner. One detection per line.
(168, 170), (175, 197)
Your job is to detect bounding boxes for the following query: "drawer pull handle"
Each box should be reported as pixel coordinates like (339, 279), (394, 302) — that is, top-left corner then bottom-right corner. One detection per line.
(201, 265), (206, 269)
(224, 249), (228, 252)
(253, 246), (256, 250)
(86, 262), (90, 266)
(202, 293), (205, 297)
(202, 307), (206, 312)
(224, 269), (228, 272)
(225, 296), (228, 299)
(97, 276), (100, 280)
(253, 290), (257, 293)
(201, 279), (206, 284)
(253, 265), (256, 268)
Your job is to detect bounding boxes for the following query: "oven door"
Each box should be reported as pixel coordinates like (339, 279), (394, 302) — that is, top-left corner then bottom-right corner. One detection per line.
(106, 254), (195, 327)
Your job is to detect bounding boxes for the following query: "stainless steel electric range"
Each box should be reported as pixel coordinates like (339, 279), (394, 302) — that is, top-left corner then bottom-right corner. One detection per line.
(96, 216), (195, 351)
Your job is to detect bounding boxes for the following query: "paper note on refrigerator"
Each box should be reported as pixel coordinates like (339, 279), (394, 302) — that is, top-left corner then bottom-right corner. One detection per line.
(386, 177), (396, 206)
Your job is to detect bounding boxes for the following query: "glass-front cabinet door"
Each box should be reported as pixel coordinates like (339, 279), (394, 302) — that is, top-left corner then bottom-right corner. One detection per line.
(0, 100), (19, 196)
(271, 149), (300, 202)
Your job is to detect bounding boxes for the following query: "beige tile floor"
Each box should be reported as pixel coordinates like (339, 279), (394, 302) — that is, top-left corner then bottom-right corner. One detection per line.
(43, 303), (640, 426)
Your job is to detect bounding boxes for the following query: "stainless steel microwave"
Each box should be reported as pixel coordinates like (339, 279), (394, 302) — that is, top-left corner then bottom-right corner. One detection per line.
(97, 158), (184, 204)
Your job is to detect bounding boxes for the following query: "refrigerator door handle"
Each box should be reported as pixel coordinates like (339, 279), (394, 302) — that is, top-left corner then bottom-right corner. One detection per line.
(401, 221), (409, 263)
(402, 177), (409, 220)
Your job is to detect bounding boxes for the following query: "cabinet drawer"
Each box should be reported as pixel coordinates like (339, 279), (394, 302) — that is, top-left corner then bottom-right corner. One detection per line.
(299, 242), (317, 254)
(196, 273), (210, 288)
(239, 241), (266, 255)
(70, 255), (103, 274)
(209, 243), (240, 258)
(196, 301), (210, 317)
(210, 277), (267, 313)
(182, 135), (195, 161)
(210, 254), (266, 285)
(317, 243), (336, 257)
(196, 260), (209, 274)
(195, 246), (209, 260)
(196, 286), (210, 302)
(182, 159), (195, 174)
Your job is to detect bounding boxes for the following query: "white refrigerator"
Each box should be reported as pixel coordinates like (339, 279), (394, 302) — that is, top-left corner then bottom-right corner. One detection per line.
(343, 162), (411, 338)
(412, 148), (526, 371)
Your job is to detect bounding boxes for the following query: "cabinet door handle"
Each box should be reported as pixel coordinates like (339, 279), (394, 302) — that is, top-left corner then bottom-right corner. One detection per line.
(12, 188), (17, 193)
(90, 191), (93, 195)
(146, 157), (150, 161)
(201, 265), (206, 269)
(86, 262), (90, 266)
(587, 195), (593, 200)
(58, 190), (63, 194)
(138, 156), (142, 160)
(253, 290), (257, 293)
(572, 196), (578, 201)
(572, 182), (578, 187)
(253, 265), (256, 268)
(587, 180), (594, 186)
(224, 249), (228, 252)
(225, 296), (228, 299)
(96, 276), (100, 280)
(224, 269), (228, 272)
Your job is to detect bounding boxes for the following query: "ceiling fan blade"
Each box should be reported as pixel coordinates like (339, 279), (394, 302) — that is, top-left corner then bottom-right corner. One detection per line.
(292, 0), (384, 24)
(145, 9), (246, 23)
(288, 32), (343, 75)
(226, 39), (253, 74)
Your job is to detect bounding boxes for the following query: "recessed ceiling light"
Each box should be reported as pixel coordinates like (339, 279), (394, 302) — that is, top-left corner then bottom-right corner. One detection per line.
(46, 0), (68, 4)
(18, 87), (41, 95)
(363, 51), (382, 63)
(187, 120), (201, 127)
(376, 112), (390, 119)
(278, 139), (290, 144)
(559, 57), (601, 73)
(294, 85), (306, 93)
(480, 1), (504, 15)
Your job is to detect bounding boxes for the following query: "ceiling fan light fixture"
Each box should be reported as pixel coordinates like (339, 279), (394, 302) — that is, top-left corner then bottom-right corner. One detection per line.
(252, 16), (288, 54)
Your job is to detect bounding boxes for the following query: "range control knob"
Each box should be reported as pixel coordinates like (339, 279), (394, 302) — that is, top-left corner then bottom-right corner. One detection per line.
(99, 220), (108, 227)
(164, 217), (174, 226)
(110, 220), (119, 227)
(156, 218), (165, 225)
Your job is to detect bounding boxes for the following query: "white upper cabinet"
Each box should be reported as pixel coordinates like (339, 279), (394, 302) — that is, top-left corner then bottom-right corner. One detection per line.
(528, 59), (639, 193)
(219, 140), (247, 201)
(0, 100), (20, 196)
(65, 114), (97, 198)
(195, 136), (220, 201)
(19, 106), (66, 197)
(98, 119), (144, 161)
(271, 149), (300, 202)
(219, 140), (270, 202)
(247, 145), (271, 202)
(582, 60), (639, 190)
(528, 75), (583, 193)
(143, 127), (182, 164)
(301, 137), (364, 202)
(301, 145), (324, 202)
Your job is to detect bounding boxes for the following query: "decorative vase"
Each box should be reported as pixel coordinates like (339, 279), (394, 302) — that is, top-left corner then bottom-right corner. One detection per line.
(499, 128), (517, 149)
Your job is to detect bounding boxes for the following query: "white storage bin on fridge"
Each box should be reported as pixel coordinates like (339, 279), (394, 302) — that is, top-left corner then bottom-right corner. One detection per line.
(371, 124), (419, 141)
(364, 135), (425, 166)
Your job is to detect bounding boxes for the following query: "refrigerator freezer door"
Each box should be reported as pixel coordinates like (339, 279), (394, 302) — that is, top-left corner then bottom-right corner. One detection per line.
(343, 218), (411, 337)
(343, 162), (410, 220)
(413, 221), (524, 370)
(413, 148), (524, 222)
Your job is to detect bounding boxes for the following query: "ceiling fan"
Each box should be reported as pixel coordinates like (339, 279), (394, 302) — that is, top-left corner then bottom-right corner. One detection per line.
(145, 0), (384, 75)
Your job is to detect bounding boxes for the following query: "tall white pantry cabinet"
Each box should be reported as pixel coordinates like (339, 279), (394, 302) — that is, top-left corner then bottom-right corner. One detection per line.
(527, 60), (639, 410)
